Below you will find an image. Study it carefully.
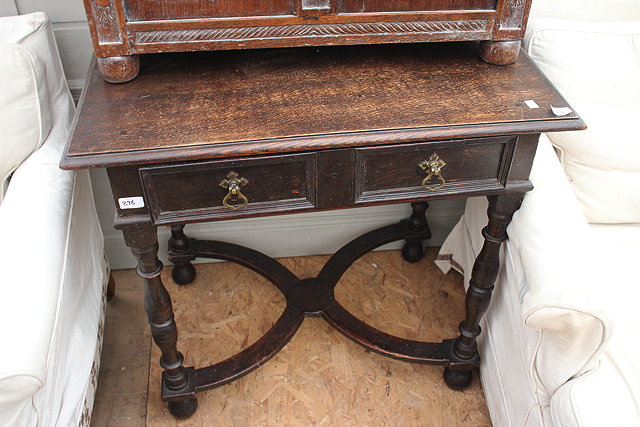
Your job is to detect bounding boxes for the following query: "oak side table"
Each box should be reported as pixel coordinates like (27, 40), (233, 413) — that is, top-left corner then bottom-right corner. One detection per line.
(62, 43), (584, 419)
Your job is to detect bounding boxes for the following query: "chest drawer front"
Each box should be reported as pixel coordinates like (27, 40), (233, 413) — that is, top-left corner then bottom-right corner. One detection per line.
(140, 153), (316, 224)
(337, 0), (495, 12)
(127, 0), (495, 20)
(126, 0), (293, 20)
(355, 137), (514, 203)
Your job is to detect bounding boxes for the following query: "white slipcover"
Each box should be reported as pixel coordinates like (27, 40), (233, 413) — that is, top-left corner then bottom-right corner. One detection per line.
(438, 0), (640, 425)
(526, 16), (640, 224)
(0, 13), (52, 201)
(0, 12), (108, 426)
(437, 136), (610, 426)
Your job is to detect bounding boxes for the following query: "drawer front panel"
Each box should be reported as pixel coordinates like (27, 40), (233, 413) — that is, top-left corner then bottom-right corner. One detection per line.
(337, 0), (496, 13)
(355, 137), (513, 203)
(126, 1), (293, 20)
(126, 0), (494, 20)
(141, 153), (316, 224)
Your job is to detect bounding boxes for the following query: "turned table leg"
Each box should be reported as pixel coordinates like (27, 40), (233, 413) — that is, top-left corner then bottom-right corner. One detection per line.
(123, 227), (198, 419)
(402, 202), (431, 263)
(168, 225), (197, 285)
(444, 193), (524, 389)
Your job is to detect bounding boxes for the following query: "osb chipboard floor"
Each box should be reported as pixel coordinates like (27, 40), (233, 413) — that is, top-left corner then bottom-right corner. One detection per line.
(92, 268), (151, 426)
(93, 248), (492, 426)
(148, 248), (492, 426)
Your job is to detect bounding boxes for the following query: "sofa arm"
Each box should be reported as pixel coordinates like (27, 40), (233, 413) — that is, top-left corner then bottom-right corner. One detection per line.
(506, 135), (611, 395)
(439, 135), (611, 400)
(0, 118), (75, 421)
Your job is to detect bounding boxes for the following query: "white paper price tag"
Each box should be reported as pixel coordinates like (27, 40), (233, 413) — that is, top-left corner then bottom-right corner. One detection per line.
(118, 196), (145, 209)
(551, 106), (573, 116)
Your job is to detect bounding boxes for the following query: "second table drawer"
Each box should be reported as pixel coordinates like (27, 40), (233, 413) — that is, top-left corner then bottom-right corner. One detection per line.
(354, 137), (514, 203)
(140, 153), (316, 224)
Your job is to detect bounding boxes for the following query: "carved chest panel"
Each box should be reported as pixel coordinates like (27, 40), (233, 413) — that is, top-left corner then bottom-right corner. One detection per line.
(83, 0), (533, 82)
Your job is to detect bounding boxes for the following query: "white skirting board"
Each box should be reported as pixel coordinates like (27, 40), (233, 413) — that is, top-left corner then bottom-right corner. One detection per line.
(91, 170), (466, 270)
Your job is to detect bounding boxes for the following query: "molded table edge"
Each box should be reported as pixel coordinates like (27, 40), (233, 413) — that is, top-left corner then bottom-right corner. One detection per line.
(60, 118), (585, 170)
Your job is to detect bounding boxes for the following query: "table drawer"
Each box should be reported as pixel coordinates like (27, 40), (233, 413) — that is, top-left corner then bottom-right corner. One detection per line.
(140, 153), (316, 224)
(354, 137), (514, 203)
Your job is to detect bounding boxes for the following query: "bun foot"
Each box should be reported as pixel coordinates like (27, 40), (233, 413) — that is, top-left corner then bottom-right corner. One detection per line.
(172, 262), (196, 285)
(480, 41), (521, 65)
(443, 367), (473, 391)
(402, 240), (424, 263)
(168, 397), (198, 419)
(96, 55), (140, 83)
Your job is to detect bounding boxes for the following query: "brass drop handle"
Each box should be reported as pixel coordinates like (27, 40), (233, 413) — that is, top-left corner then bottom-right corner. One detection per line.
(219, 172), (249, 210)
(419, 154), (447, 191)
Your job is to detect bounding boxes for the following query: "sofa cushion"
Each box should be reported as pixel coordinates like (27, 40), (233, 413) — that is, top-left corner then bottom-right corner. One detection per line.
(525, 19), (640, 224)
(0, 13), (53, 201)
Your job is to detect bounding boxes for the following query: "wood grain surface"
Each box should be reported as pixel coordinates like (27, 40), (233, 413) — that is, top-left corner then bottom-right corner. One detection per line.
(337, 0), (495, 13)
(62, 42), (583, 169)
(126, 0), (293, 20)
(125, 0), (497, 20)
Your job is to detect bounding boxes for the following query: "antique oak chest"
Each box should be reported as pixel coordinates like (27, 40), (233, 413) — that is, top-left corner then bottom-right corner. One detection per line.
(83, 0), (533, 82)
(62, 43), (583, 419)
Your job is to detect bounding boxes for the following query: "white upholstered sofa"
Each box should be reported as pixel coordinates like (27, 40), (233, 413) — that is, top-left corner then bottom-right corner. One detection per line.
(437, 0), (640, 426)
(0, 12), (108, 426)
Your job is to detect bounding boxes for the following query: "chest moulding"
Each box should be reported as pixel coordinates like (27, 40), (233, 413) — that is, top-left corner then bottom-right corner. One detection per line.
(83, 0), (533, 82)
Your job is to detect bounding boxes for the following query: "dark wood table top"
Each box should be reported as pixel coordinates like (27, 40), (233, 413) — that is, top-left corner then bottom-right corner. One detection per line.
(62, 42), (584, 169)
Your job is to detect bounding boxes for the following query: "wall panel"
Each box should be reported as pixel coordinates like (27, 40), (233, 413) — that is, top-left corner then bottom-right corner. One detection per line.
(0, 1), (18, 16)
(15, 0), (86, 22)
